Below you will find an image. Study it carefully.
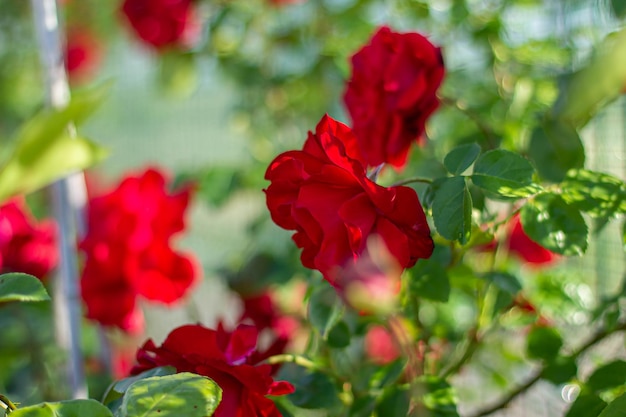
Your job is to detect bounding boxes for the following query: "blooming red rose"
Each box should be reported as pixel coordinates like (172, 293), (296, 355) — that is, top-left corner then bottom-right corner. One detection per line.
(0, 197), (58, 280)
(506, 214), (558, 265)
(132, 323), (295, 417)
(265, 115), (433, 284)
(121, 0), (199, 50)
(343, 26), (445, 168)
(65, 27), (102, 84)
(80, 167), (200, 333)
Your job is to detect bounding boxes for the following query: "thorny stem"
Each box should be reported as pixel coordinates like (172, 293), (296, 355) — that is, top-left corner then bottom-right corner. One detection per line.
(467, 321), (626, 417)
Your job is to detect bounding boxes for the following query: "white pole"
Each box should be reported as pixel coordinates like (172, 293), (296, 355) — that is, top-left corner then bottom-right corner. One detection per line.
(30, 0), (88, 399)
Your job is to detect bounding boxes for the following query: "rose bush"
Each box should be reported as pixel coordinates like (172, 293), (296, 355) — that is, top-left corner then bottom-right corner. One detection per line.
(264, 114), (433, 285)
(80, 167), (199, 333)
(343, 26), (445, 168)
(131, 323), (295, 417)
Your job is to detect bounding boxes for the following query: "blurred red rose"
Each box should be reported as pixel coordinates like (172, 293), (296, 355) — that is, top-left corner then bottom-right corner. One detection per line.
(265, 114), (433, 285)
(80, 168), (200, 333)
(364, 324), (400, 365)
(120, 0), (200, 50)
(506, 214), (558, 265)
(0, 197), (57, 280)
(65, 27), (102, 84)
(343, 26), (445, 168)
(132, 323), (295, 417)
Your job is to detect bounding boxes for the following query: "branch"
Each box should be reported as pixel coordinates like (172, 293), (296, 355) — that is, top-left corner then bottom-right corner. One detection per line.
(467, 322), (626, 417)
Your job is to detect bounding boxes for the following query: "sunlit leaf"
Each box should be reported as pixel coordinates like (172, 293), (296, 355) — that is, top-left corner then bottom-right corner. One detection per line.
(560, 169), (626, 218)
(443, 143), (481, 175)
(0, 273), (49, 303)
(598, 392), (626, 417)
(471, 149), (540, 199)
(419, 376), (460, 417)
(521, 193), (588, 256)
(11, 399), (113, 417)
(432, 176), (472, 243)
(117, 372), (221, 417)
(102, 366), (176, 407)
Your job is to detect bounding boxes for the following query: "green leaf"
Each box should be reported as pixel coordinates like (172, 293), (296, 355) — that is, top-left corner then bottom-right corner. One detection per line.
(560, 169), (626, 218)
(482, 271), (522, 295)
(117, 372), (221, 417)
(419, 376), (459, 416)
(0, 273), (50, 303)
(409, 259), (450, 302)
(288, 370), (340, 410)
(541, 356), (578, 385)
(432, 176), (473, 243)
(565, 393), (607, 417)
(308, 285), (343, 338)
(598, 392), (626, 417)
(11, 399), (113, 417)
(612, 0), (626, 18)
(553, 28), (626, 128)
(375, 386), (410, 417)
(349, 395), (376, 417)
(326, 320), (351, 349)
(528, 119), (585, 183)
(586, 360), (626, 392)
(623, 220), (626, 252)
(521, 193), (588, 255)
(443, 143), (481, 175)
(526, 325), (563, 362)
(370, 359), (407, 389)
(471, 149), (540, 199)
(102, 367), (176, 406)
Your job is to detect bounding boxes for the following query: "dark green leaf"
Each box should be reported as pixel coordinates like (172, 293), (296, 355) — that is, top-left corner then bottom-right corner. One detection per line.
(565, 393), (607, 417)
(370, 359), (407, 389)
(11, 399), (113, 417)
(326, 320), (351, 349)
(586, 360), (626, 392)
(521, 193), (588, 255)
(471, 149), (540, 199)
(349, 395), (376, 417)
(598, 392), (626, 417)
(528, 119), (585, 183)
(375, 386), (410, 417)
(118, 372), (222, 417)
(482, 271), (522, 295)
(553, 28), (626, 128)
(409, 259), (450, 302)
(288, 371), (340, 410)
(308, 285), (343, 337)
(560, 169), (626, 218)
(443, 143), (481, 175)
(541, 356), (578, 385)
(526, 325), (563, 361)
(0, 273), (50, 303)
(612, 0), (626, 18)
(432, 176), (472, 243)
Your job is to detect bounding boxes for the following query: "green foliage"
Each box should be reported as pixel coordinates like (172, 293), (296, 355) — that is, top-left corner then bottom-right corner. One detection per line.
(526, 325), (563, 361)
(432, 176), (472, 244)
(286, 367), (341, 410)
(116, 372), (222, 417)
(566, 393), (607, 417)
(560, 169), (626, 219)
(521, 193), (588, 255)
(482, 271), (522, 296)
(471, 149), (539, 199)
(308, 285), (344, 339)
(408, 258), (450, 302)
(597, 392), (626, 417)
(10, 399), (113, 417)
(418, 376), (460, 417)
(443, 143), (481, 175)
(0, 273), (49, 304)
(0, 85), (109, 201)
(541, 356), (578, 385)
(586, 360), (626, 392)
(375, 386), (409, 417)
(102, 367), (176, 408)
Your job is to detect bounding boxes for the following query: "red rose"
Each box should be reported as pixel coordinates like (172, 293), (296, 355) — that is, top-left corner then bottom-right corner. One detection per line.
(364, 324), (400, 365)
(343, 26), (445, 168)
(80, 168), (200, 333)
(506, 214), (558, 265)
(0, 197), (58, 280)
(65, 27), (102, 84)
(120, 0), (199, 50)
(265, 115), (433, 284)
(131, 324), (295, 417)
